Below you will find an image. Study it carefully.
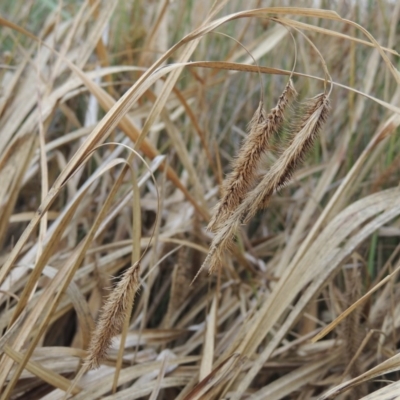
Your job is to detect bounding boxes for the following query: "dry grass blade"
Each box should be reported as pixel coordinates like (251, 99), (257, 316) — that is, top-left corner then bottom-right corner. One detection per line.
(359, 380), (400, 400)
(4, 345), (82, 395)
(85, 262), (140, 370)
(199, 293), (217, 380)
(248, 353), (339, 400)
(313, 261), (400, 343)
(183, 353), (244, 400)
(208, 80), (297, 232)
(340, 267), (366, 397)
(275, 17), (400, 56)
(319, 352), (400, 399)
(184, 60), (400, 115)
(0, 135), (37, 247)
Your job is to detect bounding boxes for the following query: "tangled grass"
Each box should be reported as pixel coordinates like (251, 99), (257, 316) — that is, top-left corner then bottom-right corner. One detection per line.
(1, 1), (400, 399)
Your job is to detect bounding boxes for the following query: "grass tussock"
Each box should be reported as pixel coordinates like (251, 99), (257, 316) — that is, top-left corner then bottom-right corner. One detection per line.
(1, 1), (400, 399)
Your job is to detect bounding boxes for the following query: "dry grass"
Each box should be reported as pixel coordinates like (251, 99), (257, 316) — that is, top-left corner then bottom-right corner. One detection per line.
(1, 1), (400, 399)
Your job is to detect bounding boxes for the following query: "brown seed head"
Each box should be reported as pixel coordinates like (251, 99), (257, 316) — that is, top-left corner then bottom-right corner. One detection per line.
(208, 80), (297, 232)
(85, 262), (140, 369)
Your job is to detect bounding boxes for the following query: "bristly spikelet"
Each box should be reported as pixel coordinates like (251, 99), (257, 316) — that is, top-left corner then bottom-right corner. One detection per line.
(342, 267), (365, 397)
(207, 101), (266, 232)
(208, 80), (297, 232)
(85, 262), (140, 369)
(197, 93), (330, 276)
(276, 93), (330, 189)
(194, 218), (239, 280)
(244, 93), (330, 221)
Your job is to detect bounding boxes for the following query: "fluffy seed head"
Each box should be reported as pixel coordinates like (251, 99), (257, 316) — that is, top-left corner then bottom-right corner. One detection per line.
(208, 80), (297, 232)
(85, 262), (140, 369)
(243, 93), (330, 221)
(199, 93), (330, 277)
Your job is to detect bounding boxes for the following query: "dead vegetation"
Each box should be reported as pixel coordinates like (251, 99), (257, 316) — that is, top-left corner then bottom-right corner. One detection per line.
(1, 1), (400, 399)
